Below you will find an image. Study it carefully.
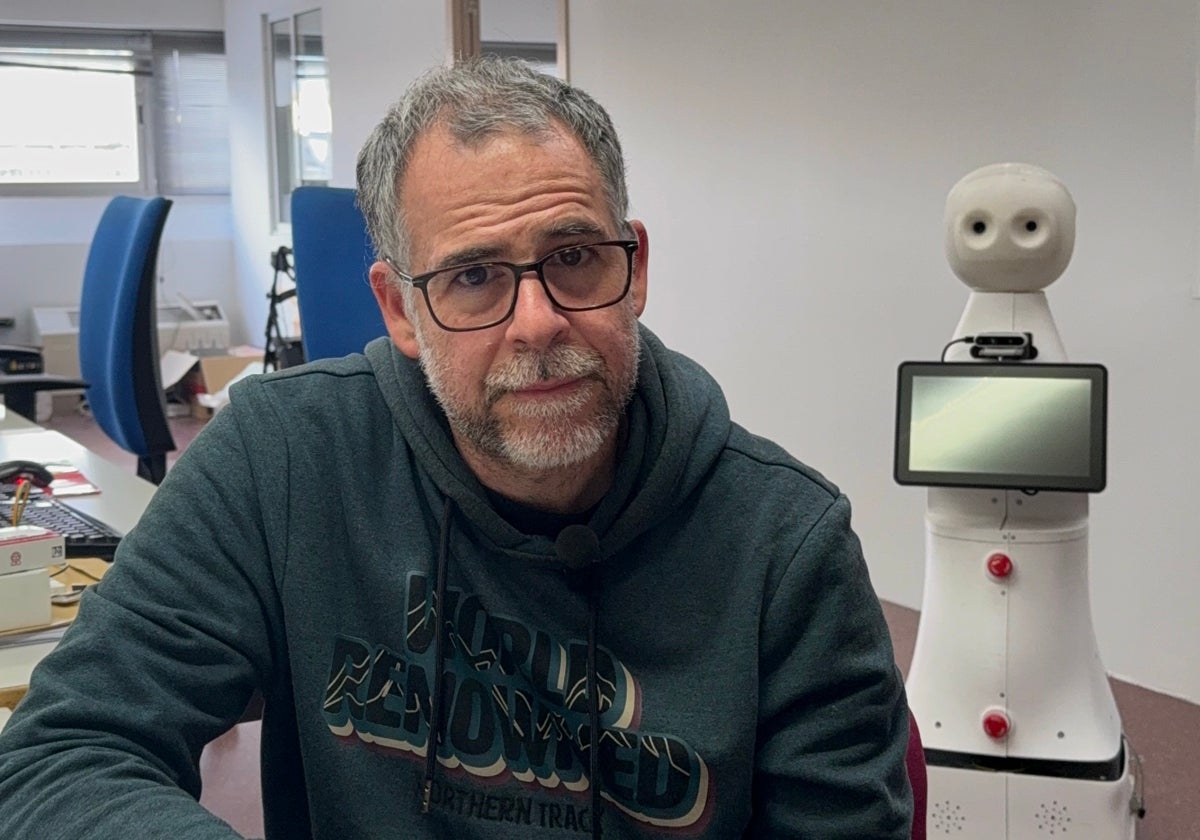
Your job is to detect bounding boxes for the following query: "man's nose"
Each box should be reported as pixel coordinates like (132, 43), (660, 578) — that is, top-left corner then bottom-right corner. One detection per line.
(505, 271), (569, 348)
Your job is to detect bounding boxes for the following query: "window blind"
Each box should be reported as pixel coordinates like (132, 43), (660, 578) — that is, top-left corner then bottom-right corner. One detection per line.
(151, 32), (230, 195)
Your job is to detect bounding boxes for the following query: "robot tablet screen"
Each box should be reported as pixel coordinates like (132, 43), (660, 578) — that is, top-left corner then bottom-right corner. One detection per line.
(894, 361), (1107, 492)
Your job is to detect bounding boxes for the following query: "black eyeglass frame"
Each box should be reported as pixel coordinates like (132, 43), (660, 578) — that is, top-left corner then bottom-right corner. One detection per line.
(384, 240), (639, 332)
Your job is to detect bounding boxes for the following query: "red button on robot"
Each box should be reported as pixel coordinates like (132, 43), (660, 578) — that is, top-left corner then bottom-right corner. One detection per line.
(982, 710), (1011, 739)
(986, 552), (1013, 579)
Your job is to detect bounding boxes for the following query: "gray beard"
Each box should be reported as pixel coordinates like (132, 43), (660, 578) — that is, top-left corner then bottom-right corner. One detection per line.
(416, 319), (640, 471)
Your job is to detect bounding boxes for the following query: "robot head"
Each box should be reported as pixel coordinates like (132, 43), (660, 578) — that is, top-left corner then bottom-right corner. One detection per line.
(944, 163), (1075, 293)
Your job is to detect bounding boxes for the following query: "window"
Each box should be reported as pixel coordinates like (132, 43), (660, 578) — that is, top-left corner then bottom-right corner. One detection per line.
(0, 25), (230, 196)
(0, 27), (150, 194)
(266, 9), (331, 228)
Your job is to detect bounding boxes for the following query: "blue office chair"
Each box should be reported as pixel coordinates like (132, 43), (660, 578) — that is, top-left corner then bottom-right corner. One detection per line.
(290, 186), (385, 360)
(77, 196), (175, 485)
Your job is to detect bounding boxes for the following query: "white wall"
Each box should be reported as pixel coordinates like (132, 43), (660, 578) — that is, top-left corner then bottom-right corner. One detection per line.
(0, 0), (238, 346)
(567, 0), (1200, 703)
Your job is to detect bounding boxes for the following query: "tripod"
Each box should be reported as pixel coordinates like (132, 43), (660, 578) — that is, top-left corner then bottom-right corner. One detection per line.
(263, 246), (306, 372)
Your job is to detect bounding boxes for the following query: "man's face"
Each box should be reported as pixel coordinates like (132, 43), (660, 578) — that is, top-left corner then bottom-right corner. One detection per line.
(371, 122), (648, 473)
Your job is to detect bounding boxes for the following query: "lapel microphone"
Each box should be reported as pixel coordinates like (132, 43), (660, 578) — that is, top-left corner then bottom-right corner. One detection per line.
(554, 524), (602, 589)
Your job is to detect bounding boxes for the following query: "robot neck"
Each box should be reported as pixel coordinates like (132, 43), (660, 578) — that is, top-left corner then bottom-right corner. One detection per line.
(950, 291), (1068, 363)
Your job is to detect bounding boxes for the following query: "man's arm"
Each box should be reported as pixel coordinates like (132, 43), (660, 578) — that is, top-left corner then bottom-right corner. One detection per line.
(753, 494), (913, 838)
(0, 406), (284, 838)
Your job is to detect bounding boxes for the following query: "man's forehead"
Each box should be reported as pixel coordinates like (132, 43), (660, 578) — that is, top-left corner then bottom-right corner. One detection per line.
(404, 119), (582, 178)
(399, 120), (608, 265)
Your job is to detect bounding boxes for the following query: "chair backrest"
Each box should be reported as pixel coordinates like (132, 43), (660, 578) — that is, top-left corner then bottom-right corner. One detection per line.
(77, 196), (174, 484)
(290, 186), (385, 360)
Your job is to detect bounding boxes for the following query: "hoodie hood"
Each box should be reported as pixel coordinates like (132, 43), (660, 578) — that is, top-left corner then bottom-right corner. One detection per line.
(364, 323), (732, 563)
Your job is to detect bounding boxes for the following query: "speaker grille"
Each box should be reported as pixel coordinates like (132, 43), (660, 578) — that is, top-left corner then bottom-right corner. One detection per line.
(1035, 800), (1072, 835)
(930, 799), (967, 834)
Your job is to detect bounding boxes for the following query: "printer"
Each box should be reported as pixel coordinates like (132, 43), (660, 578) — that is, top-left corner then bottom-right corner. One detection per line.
(0, 346), (44, 376)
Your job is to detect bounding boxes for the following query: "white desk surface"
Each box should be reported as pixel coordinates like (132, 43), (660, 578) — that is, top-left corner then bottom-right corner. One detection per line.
(0, 642), (59, 712)
(0, 404), (41, 434)
(1, 425), (157, 707)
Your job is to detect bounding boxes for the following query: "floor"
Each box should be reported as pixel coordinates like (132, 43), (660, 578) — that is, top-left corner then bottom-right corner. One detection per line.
(40, 408), (1200, 838)
(41, 399), (207, 473)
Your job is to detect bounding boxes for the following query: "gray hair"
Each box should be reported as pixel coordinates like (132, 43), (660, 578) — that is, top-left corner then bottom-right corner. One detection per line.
(356, 57), (629, 277)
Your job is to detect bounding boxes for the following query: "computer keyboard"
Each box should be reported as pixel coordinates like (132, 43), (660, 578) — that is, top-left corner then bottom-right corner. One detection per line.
(1, 493), (122, 560)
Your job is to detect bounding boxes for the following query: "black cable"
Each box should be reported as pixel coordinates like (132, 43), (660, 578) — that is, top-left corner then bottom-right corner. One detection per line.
(588, 583), (602, 839)
(941, 335), (975, 361)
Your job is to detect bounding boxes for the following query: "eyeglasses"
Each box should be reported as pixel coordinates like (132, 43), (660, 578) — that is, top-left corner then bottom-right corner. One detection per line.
(385, 240), (639, 332)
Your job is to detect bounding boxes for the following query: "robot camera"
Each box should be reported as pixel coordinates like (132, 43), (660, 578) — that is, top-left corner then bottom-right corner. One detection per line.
(970, 331), (1038, 360)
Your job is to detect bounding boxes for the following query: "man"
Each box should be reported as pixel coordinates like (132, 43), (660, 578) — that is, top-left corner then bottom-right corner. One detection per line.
(0, 59), (911, 838)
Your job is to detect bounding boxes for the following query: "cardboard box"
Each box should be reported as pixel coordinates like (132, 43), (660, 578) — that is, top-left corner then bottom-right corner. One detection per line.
(197, 355), (260, 393)
(188, 353), (263, 420)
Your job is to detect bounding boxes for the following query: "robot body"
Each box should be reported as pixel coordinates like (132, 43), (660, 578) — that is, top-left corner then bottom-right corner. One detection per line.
(906, 164), (1141, 837)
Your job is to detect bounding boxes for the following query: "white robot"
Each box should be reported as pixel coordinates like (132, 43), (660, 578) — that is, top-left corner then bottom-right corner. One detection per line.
(905, 163), (1144, 837)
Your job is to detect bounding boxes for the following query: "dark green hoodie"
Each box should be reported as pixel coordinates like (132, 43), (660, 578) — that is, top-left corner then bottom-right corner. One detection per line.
(0, 327), (911, 838)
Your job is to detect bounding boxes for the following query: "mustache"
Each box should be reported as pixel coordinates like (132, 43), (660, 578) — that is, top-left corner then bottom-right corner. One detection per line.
(484, 344), (606, 403)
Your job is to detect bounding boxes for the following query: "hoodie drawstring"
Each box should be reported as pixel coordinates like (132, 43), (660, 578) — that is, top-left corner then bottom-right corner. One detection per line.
(421, 496), (455, 814)
(421, 506), (604, 838)
(554, 524), (606, 838)
(586, 575), (603, 839)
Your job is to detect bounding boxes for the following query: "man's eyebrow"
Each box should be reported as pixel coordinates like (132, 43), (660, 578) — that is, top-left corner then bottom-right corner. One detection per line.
(434, 245), (505, 269)
(432, 221), (612, 270)
(544, 221), (608, 240)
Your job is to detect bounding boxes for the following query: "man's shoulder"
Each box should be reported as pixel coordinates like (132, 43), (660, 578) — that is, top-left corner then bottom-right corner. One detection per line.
(257, 352), (376, 385)
(232, 353), (378, 403)
(720, 422), (841, 503)
(225, 353), (390, 438)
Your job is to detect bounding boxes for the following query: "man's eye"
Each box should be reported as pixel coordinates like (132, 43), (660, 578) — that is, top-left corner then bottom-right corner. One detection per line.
(553, 247), (589, 268)
(452, 265), (496, 287)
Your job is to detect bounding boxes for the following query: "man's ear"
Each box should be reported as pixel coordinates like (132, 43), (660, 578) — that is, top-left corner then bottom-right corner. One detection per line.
(369, 260), (421, 359)
(628, 220), (649, 317)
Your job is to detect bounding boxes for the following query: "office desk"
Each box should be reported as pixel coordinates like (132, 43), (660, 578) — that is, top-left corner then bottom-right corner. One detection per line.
(0, 428), (156, 535)
(0, 425), (156, 710)
(0, 558), (109, 710)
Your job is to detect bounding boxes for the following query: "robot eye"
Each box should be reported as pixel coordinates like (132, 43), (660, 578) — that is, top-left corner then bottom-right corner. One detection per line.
(971, 220), (987, 235)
